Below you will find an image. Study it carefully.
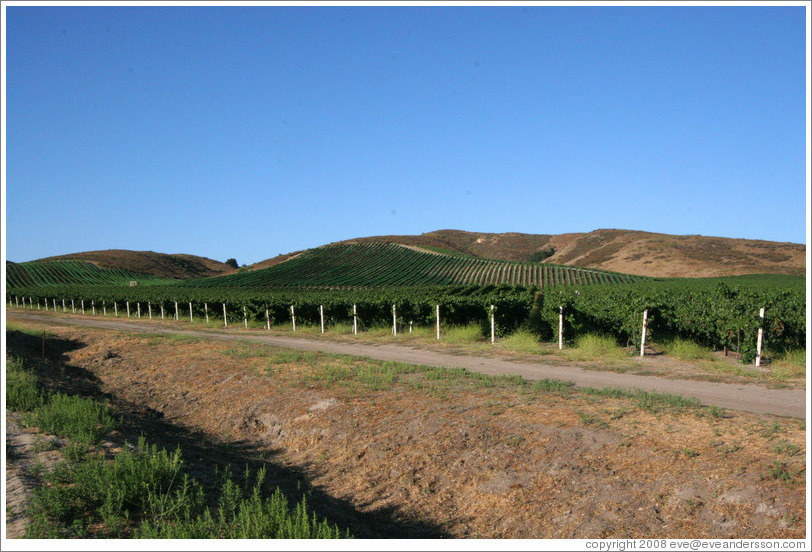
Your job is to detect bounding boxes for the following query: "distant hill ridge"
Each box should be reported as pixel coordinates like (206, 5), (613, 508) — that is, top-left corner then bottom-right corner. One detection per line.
(33, 250), (235, 280)
(18, 229), (805, 280)
(326, 229), (805, 278)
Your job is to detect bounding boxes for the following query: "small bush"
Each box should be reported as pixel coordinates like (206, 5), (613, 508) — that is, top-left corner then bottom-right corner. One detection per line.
(5, 355), (45, 412)
(567, 334), (629, 360)
(499, 329), (546, 354)
(31, 392), (114, 445)
(658, 338), (713, 361)
(445, 324), (483, 343)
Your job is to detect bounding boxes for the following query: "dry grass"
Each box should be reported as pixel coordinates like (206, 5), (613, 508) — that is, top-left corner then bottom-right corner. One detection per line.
(7, 322), (806, 539)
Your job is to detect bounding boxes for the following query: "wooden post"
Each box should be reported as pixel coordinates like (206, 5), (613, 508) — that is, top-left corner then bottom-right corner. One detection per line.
(15, 296), (19, 308)
(92, 300), (95, 316)
(436, 304), (440, 340)
(81, 299), (85, 314)
(126, 301), (130, 318)
(392, 304), (397, 336)
(148, 302), (152, 319)
(223, 303), (228, 328)
(243, 305), (248, 328)
(189, 302), (193, 323)
(640, 309), (648, 357)
(114, 302), (118, 317)
(72, 299), (76, 313)
(174, 301), (179, 321)
(102, 300), (106, 316)
(137, 303), (141, 318)
(558, 306), (564, 350)
(205, 303), (209, 324)
(53, 298), (57, 311)
(756, 307), (765, 367)
(409, 320), (413, 333)
(291, 305), (296, 332)
(737, 329), (741, 357)
(320, 304), (325, 333)
(62, 299), (66, 312)
(491, 304), (495, 344)
(353, 304), (357, 335)
(160, 304), (165, 320)
(37, 300), (41, 310)
(266, 308), (270, 330)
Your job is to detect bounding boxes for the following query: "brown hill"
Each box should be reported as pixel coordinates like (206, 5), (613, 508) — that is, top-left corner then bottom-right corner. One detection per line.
(36, 250), (236, 280)
(325, 229), (805, 278)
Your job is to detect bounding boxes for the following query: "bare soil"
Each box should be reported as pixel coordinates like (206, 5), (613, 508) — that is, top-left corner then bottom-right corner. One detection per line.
(4, 319), (807, 540)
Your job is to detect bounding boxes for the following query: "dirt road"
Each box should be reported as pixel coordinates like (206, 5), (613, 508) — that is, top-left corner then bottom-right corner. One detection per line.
(7, 311), (807, 418)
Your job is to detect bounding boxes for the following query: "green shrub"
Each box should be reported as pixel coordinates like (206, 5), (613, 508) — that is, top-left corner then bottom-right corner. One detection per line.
(444, 324), (483, 343)
(567, 334), (629, 360)
(658, 338), (713, 361)
(31, 392), (114, 445)
(499, 328), (546, 354)
(5, 355), (45, 411)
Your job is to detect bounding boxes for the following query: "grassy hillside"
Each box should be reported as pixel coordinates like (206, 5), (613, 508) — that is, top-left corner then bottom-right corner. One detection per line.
(6, 260), (174, 289)
(35, 250), (235, 279)
(321, 229), (805, 278)
(189, 243), (648, 289)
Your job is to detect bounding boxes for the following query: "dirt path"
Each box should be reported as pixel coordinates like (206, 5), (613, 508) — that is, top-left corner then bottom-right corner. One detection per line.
(7, 312), (806, 418)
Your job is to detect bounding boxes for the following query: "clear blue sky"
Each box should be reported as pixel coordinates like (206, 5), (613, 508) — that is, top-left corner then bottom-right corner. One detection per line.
(3, 3), (809, 265)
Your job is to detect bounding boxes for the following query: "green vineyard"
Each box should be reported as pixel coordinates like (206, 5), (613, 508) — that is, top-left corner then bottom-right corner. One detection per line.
(185, 243), (648, 288)
(6, 260), (173, 288)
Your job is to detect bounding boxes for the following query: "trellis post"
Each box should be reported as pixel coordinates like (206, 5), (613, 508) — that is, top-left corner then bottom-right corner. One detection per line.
(290, 305), (296, 332)
(436, 304), (440, 340)
(640, 309), (648, 357)
(320, 305), (325, 333)
(558, 306), (564, 350)
(223, 303), (228, 328)
(756, 307), (766, 367)
(205, 303), (209, 324)
(392, 304), (397, 336)
(353, 304), (357, 335)
(190, 302), (193, 323)
(490, 305), (495, 344)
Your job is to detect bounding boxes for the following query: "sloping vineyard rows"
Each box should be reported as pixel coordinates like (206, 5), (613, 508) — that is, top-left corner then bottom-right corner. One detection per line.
(534, 277), (806, 361)
(7, 284), (539, 336)
(5, 260), (170, 288)
(183, 243), (646, 288)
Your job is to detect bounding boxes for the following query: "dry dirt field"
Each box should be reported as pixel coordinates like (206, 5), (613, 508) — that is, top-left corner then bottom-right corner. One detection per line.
(4, 319), (808, 540)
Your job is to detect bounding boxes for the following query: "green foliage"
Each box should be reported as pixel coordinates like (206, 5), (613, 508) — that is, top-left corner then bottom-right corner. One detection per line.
(6, 260), (170, 288)
(538, 276), (805, 361)
(181, 243), (645, 288)
(5, 355), (46, 411)
(529, 247), (555, 262)
(137, 467), (351, 539)
(225, 258), (239, 269)
(30, 392), (115, 445)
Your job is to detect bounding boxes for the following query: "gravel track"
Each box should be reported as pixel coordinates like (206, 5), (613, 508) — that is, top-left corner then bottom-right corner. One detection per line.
(7, 311), (807, 418)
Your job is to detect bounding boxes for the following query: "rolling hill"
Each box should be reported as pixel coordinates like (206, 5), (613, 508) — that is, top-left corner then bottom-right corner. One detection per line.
(322, 229), (806, 278)
(32, 250), (235, 280)
(188, 242), (647, 289)
(6, 260), (173, 288)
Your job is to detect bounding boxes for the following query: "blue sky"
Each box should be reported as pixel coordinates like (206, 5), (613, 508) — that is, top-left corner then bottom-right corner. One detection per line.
(3, 3), (809, 265)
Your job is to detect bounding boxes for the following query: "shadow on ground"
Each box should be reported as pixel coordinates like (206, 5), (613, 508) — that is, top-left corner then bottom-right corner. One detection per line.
(6, 330), (450, 538)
